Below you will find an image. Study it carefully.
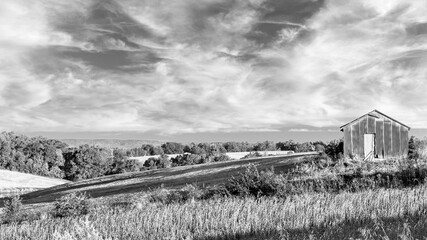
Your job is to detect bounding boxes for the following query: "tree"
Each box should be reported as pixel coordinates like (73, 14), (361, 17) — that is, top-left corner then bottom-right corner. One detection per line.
(0, 132), (66, 178)
(143, 155), (171, 170)
(62, 145), (112, 181)
(253, 141), (276, 151)
(161, 142), (184, 154)
(324, 140), (343, 161)
(408, 136), (418, 159)
(171, 154), (204, 167)
(276, 140), (298, 151)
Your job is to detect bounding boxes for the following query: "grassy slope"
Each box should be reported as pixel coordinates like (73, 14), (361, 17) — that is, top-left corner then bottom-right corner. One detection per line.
(0, 170), (69, 189)
(0, 170), (70, 198)
(17, 152), (319, 205)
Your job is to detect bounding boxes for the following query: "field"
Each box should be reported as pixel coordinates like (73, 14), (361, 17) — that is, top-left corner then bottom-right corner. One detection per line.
(129, 151), (294, 163)
(2, 154), (427, 239)
(0, 170), (69, 198)
(15, 152), (318, 205)
(0, 185), (426, 239)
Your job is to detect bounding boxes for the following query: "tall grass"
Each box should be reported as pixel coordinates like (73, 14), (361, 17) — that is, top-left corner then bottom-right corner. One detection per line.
(1, 185), (426, 239)
(3, 157), (427, 239)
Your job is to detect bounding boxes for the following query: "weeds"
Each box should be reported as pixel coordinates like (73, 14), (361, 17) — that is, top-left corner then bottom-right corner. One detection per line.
(146, 159), (427, 203)
(2, 196), (22, 223)
(1, 186), (427, 239)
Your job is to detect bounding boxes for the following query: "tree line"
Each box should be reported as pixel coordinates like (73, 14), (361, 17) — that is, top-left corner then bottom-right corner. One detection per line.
(126, 140), (341, 157)
(0, 132), (344, 181)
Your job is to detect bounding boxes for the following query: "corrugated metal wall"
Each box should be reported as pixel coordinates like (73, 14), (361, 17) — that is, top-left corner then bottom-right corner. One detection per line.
(343, 114), (409, 159)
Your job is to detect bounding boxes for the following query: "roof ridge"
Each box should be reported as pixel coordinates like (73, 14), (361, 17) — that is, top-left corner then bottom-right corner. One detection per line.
(340, 109), (410, 130)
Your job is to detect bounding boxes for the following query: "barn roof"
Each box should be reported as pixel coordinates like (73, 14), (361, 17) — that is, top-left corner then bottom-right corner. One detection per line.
(340, 109), (410, 131)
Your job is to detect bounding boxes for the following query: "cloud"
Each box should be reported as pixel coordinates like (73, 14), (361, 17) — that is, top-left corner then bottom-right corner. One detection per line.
(290, 0), (427, 125)
(289, 129), (311, 132)
(1, 0), (427, 135)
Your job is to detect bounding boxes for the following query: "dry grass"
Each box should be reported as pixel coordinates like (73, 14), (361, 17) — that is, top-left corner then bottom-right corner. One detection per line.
(0, 170), (69, 198)
(1, 185), (426, 239)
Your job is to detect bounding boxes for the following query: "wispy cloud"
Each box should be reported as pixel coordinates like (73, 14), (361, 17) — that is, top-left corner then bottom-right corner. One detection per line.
(0, 0), (426, 135)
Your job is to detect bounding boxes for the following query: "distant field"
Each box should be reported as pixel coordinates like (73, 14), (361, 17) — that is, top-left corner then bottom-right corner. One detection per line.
(129, 150), (294, 162)
(60, 139), (163, 148)
(15, 152), (318, 205)
(0, 170), (69, 198)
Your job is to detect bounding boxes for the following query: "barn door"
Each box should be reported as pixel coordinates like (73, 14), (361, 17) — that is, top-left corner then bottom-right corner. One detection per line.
(364, 134), (375, 160)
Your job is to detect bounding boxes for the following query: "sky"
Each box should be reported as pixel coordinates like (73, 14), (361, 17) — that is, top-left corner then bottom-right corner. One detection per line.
(1, 0), (427, 142)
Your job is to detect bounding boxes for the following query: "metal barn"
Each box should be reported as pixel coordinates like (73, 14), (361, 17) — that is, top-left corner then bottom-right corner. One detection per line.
(340, 110), (410, 160)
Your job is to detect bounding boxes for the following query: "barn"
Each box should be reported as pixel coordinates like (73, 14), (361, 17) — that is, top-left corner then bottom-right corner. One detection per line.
(340, 110), (410, 160)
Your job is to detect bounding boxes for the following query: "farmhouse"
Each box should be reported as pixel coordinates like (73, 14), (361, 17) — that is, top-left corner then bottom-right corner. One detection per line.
(340, 110), (410, 160)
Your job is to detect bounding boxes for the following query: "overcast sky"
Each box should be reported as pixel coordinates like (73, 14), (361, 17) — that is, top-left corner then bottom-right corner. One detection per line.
(1, 0), (427, 141)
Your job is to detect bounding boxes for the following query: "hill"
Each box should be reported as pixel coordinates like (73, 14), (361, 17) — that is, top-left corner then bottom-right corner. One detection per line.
(0, 170), (70, 198)
(16, 152), (319, 205)
(60, 139), (163, 148)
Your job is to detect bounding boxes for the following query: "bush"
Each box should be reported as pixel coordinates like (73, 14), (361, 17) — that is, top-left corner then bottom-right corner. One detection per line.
(149, 184), (204, 204)
(52, 192), (91, 218)
(179, 184), (203, 201)
(212, 154), (231, 162)
(171, 154), (207, 167)
(225, 164), (284, 197)
(408, 136), (427, 159)
(2, 195), (23, 223)
(200, 185), (231, 199)
(324, 139), (343, 161)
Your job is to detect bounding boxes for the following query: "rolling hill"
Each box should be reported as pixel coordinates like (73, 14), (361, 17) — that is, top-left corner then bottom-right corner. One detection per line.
(14, 152), (319, 205)
(60, 139), (163, 148)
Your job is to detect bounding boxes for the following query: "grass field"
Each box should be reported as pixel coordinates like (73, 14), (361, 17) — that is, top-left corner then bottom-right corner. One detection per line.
(13, 152), (318, 205)
(0, 185), (426, 239)
(0, 170), (69, 198)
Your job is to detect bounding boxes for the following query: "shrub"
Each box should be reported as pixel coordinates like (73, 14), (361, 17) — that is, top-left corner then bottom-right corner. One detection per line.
(324, 139), (344, 161)
(225, 164), (284, 197)
(149, 184), (204, 204)
(2, 195), (23, 223)
(171, 154), (206, 167)
(408, 136), (427, 159)
(179, 184), (203, 201)
(212, 154), (231, 162)
(52, 192), (91, 218)
(148, 188), (171, 204)
(200, 185), (231, 199)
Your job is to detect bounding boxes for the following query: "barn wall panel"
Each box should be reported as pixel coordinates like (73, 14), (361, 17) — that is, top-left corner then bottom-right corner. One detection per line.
(344, 126), (352, 157)
(351, 122), (360, 157)
(367, 116), (376, 133)
(359, 118), (367, 158)
(384, 121), (392, 157)
(376, 120), (384, 158)
(392, 122), (401, 156)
